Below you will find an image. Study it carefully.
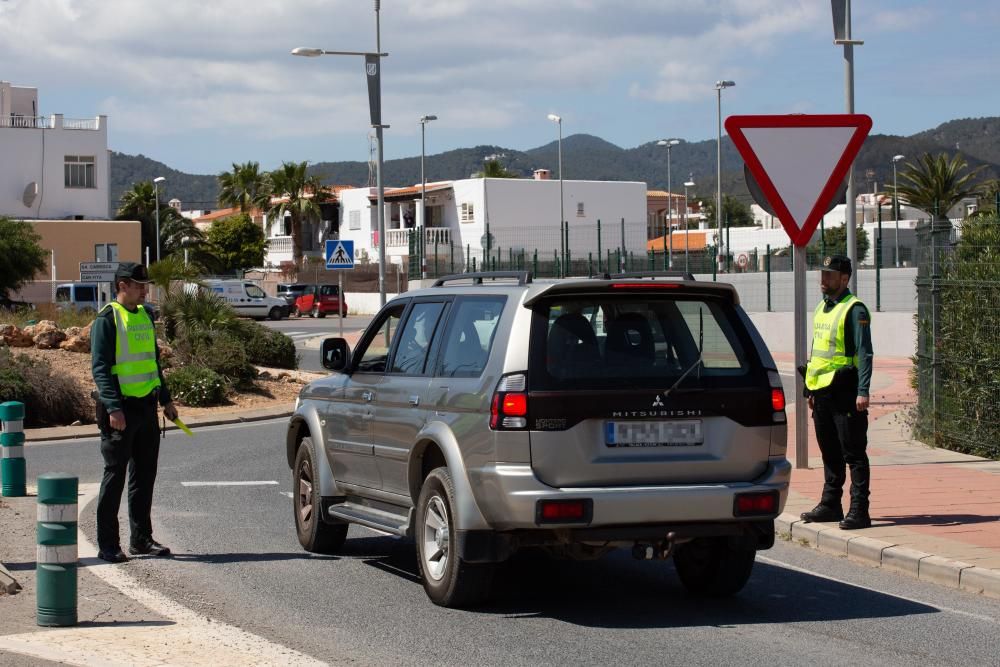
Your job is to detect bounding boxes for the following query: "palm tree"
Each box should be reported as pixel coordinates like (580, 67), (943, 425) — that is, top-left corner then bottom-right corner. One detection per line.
(158, 207), (204, 259)
(892, 153), (984, 224)
(116, 181), (158, 254)
(218, 161), (273, 213)
(268, 161), (329, 268)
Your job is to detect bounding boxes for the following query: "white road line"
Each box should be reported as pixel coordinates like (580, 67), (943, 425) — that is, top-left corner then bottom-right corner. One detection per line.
(280, 491), (293, 498)
(758, 554), (1000, 625)
(181, 481), (279, 487)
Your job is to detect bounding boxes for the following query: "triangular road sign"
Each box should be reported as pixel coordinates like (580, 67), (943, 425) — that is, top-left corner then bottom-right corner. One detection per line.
(725, 114), (872, 247)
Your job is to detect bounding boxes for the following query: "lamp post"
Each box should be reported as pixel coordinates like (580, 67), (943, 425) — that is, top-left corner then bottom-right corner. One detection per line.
(657, 139), (680, 268)
(547, 113), (564, 276)
(892, 154), (904, 268)
(832, 0), (863, 293)
(292, 1), (390, 305)
(419, 114), (437, 279)
(715, 80), (735, 272)
(153, 176), (165, 263)
(683, 178), (695, 273)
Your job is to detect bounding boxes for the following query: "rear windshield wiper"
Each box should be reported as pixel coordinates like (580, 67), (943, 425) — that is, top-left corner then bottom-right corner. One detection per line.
(662, 306), (703, 399)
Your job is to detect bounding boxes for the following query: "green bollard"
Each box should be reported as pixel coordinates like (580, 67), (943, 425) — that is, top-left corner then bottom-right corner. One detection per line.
(37, 473), (78, 627)
(1, 401), (27, 497)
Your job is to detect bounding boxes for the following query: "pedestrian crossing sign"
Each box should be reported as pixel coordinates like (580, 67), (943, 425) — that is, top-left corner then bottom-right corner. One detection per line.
(325, 239), (355, 269)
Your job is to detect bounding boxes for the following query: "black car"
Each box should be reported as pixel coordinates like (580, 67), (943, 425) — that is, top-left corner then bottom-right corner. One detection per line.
(0, 296), (32, 312)
(276, 283), (313, 308)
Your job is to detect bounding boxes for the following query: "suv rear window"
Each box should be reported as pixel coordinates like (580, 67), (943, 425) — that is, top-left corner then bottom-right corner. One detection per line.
(530, 295), (756, 390)
(436, 296), (505, 378)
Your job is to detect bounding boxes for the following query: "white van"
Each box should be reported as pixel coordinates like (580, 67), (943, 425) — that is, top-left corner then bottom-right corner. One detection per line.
(189, 280), (287, 320)
(56, 283), (108, 312)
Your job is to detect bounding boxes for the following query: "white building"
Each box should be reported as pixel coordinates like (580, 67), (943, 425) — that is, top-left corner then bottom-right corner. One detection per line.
(324, 174), (648, 270)
(0, 81), (110, 220)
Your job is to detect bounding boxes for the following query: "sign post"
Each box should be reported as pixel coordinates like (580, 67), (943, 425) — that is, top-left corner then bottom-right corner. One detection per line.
(725, 114), (872, 469)
(80, 262), (120, 314)
(325, 239), (355, 339)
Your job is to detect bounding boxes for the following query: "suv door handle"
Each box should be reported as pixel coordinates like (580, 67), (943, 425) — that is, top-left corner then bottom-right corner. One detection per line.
(362, 390), (374, 401)
(409, 396), (420, 406)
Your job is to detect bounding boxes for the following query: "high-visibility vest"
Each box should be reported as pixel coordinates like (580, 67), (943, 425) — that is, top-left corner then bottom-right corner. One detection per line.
(805, 294), (865, 392)
(106, 302), (161, 398)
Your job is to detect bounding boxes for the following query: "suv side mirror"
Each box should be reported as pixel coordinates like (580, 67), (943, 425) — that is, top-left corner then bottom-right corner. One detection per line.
(321, 338), (351, 372)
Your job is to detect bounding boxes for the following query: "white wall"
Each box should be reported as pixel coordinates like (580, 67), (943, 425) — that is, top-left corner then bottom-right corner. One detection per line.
(0, 115), (109, 219)
(748, 311), (915, 359)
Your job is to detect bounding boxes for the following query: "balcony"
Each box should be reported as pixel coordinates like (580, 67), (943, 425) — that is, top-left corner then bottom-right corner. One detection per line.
(0, 116), (47, 129)
(0, 115), (102, 130)
(387, 227), (451, 248)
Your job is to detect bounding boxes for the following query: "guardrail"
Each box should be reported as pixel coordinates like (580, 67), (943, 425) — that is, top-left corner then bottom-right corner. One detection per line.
(0, 116), (47, 129)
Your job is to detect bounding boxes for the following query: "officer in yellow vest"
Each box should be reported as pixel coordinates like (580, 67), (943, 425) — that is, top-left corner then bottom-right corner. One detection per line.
(91, 262), (179, 563)
(799, 255), (874, 530)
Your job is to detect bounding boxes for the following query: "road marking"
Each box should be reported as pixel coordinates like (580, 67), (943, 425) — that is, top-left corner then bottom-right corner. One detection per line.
(181, 481), (279, 487)
(0, 484), (325, 667)
(758, 554), (1000, 625)
(280, 491), (293, 498)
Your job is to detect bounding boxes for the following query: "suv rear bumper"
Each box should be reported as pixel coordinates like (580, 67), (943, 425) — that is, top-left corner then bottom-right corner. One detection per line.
(473, 458), (791, 530)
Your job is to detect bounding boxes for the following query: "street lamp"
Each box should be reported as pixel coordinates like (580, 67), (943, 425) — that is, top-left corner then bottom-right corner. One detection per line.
(832, 0), (863, 292)
(547, 113), (565, 276)
(292, 1), (390, 305)
(715, 80), (735, 272)
(657, 138), (680, 268)
(683, 177), (695, 273)
(419, 114), (437, 279)
(153, 176), (165, 263)
(892, 154), (905, 268)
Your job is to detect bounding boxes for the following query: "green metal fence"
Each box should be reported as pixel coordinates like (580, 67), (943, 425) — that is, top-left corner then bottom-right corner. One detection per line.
(914, 216), (1000, 460)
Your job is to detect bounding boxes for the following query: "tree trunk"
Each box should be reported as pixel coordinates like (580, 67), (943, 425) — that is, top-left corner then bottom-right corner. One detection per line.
(291, 212), (303, 269)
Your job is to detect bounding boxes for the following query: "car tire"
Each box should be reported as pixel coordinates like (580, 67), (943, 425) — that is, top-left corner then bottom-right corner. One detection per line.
(268, 306), (283, 321)
(314, 306), (326, 319)
(293, 439), (348, 554)
(416, 467), (494, 608)
(673, 537), (755, 597)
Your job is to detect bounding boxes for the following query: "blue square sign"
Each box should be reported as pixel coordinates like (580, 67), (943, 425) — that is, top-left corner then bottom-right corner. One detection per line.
(325, 239), (355, 269)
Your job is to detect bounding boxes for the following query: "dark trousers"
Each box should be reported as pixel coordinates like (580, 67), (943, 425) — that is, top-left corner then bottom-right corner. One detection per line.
(812, 373), (870, 510)
(96, 395), (161, 552)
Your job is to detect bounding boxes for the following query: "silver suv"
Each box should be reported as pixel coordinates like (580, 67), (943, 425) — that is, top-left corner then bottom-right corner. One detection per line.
(285, 271), (789, 607)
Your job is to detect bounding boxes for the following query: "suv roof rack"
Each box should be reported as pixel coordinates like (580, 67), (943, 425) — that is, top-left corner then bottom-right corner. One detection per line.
(432, 271), (533, 287)
(599, 270), (696, 281)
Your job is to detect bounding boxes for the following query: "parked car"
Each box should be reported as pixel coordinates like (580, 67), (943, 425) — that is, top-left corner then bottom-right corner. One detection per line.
(292, 284), (347, 318)
(187, 280), (287, 320)
(285, 271), (789, 607)
(277, 283), (313, 308)
(0, 295), (32, 312)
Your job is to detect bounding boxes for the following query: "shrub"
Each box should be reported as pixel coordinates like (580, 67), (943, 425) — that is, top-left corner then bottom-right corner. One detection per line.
(165, 366), (226, 407)
(176, 329), (256, 389)
(0, 348), (91, 427)
(236, 320), (298, 369)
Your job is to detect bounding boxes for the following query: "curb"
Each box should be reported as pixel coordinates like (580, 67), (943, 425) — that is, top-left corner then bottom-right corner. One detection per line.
(777, 512), (1000, 599)
(24, 404), (296, 443)
(0, 561), (21, 595)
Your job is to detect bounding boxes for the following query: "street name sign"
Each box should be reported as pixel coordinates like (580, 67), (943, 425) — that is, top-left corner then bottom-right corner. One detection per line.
(725, 114), (872, 247)
(79, 261), (120, 282)
(325, 240), (355, 270)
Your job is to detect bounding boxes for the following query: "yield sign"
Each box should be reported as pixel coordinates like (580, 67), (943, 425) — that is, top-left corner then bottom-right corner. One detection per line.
(725, 114), (872, 246)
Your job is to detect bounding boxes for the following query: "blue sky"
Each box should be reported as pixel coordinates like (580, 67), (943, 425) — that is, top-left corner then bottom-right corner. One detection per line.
(2, 1), (998, 175)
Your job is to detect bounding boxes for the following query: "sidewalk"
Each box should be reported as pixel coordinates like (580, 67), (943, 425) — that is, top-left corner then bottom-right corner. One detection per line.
(774, 353), (1000, 598)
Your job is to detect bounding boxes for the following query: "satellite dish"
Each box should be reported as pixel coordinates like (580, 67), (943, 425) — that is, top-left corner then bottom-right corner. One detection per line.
(22, 181), (38, 208)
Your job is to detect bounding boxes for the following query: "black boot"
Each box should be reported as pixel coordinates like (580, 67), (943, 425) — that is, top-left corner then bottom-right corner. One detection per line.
(839, 506), (871, 530)
(800, 503), (844, 523)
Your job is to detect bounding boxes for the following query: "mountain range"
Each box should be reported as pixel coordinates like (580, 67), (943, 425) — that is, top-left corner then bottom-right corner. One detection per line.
(110, 116), (1000, 213)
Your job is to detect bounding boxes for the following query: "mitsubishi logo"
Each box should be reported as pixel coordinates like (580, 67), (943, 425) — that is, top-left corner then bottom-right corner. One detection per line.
(652, 395), (664, 407)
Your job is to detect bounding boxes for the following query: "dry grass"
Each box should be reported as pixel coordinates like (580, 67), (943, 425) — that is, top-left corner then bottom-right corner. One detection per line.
(0, 304), (96, 330)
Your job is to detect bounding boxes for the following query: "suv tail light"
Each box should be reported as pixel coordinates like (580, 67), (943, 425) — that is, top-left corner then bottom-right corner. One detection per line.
(768, 370), (786, 424)
(536, 499), (592, 524)
(490, 373), (527, 430)
(734, 491), (779, 516)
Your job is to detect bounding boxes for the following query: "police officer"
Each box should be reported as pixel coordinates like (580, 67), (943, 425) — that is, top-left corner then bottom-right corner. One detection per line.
(800, 255), (874, 530)
(91, 262), (178, 562)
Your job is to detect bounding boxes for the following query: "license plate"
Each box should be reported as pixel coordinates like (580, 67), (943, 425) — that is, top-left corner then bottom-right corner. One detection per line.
(605, 420), (703, 448)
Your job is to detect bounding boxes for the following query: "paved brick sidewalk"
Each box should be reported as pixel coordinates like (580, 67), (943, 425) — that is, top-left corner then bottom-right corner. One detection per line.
(774, 353), (1000, 597)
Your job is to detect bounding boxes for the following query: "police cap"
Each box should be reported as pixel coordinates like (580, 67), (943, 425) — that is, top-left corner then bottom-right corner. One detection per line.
(819, 254), (852, 276)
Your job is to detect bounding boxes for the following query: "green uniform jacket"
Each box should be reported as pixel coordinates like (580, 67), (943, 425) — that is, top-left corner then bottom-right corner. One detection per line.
(91, 304), (173, 413)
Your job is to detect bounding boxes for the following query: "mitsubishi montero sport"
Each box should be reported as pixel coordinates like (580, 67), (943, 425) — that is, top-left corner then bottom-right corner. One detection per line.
(285, 271), (789, 607)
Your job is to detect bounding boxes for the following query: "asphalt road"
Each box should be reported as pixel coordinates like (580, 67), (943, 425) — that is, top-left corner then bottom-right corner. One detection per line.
(24, 421), (1000, 666)
(262, 315), (371, 372)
